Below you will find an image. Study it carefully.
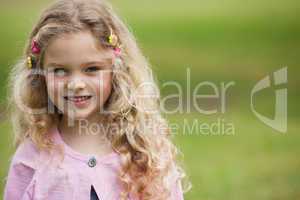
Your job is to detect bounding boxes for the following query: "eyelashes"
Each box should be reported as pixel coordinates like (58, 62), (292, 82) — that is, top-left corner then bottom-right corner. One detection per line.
(84, 66), (100, 72)
(53, 68), (67, 76)
(52, 66), (102, 76)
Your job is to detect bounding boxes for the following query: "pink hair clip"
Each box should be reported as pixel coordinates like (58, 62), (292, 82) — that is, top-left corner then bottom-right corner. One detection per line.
(31, 40), (41, 54)
(114, 47), (121, 57)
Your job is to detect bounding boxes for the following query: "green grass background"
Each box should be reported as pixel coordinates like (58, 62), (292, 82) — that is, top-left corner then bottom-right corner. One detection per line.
(0, 0), (299, 199)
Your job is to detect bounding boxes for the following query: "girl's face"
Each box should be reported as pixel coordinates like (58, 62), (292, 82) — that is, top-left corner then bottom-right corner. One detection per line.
(44, 31), (114, 120)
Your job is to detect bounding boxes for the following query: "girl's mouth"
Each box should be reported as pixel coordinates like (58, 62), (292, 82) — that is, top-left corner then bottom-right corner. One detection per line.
(64, 95), (92, 107)
(64, 96), (92, 102)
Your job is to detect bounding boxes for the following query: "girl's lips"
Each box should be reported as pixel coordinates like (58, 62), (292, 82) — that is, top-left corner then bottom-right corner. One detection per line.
(64, 96), (92, 101)
(64, 96), (92, 107)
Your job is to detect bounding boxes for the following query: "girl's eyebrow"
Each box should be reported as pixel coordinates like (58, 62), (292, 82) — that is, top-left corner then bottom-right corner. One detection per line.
(81, 60), (112, 67)
(45, 63), (66, 68)
(45, 59), (113, 68)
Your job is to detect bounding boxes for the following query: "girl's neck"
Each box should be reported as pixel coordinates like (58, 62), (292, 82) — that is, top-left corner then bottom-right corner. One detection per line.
(57, 114), (113, 156)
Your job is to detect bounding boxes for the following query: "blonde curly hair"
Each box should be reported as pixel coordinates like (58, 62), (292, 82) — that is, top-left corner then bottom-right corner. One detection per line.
(7, 0), (191, 199)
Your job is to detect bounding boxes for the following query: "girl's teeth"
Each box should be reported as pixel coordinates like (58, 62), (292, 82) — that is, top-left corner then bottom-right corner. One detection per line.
(68, 96), (90, 101)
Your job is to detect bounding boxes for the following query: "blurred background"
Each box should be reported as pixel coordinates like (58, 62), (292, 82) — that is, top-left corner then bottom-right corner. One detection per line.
(0, 0), (299, 199)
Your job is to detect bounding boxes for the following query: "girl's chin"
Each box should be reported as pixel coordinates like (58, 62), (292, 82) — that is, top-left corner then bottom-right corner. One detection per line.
(61, 109), (100, 121)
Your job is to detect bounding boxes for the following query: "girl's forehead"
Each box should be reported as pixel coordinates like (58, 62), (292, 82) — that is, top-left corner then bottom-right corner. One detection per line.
(44, 31), (114, 67)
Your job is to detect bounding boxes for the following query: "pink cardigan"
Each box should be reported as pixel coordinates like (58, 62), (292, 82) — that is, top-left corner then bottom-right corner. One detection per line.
(4, 126), (184, 200)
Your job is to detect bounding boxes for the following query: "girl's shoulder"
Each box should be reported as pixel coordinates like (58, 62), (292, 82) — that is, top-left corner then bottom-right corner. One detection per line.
(11, 137), (41, 170)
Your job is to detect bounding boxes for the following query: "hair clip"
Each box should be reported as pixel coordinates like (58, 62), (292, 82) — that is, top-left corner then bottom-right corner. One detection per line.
(108, 28), (118, 47)
(114, 47), (121, 57)
(108, 28), (122, 57)
(27, 56), (37, 69)
(27, 56), (33, 69)
(31, 39), (41, 54)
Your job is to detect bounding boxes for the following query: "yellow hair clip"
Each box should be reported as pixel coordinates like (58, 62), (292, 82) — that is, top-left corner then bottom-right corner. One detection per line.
(27, 56), (33, 69)
(108, 28), (118, 47)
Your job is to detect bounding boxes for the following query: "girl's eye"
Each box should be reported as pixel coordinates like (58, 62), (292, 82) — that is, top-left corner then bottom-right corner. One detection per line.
(85, 66), (100, 73)
(53, 68), (67, 76)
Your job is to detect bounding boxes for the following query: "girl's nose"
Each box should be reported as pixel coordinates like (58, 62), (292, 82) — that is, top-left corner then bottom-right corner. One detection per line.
(67, 79), (86, 91)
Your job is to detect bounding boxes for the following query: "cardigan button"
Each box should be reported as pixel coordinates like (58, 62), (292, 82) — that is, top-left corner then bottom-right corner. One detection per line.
(88, 157), (97, 168)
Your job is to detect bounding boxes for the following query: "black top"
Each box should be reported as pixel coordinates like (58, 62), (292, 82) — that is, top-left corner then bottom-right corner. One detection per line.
(90, 185), (99, 200)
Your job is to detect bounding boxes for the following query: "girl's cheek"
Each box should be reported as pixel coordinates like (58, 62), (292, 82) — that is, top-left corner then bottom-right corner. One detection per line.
(97, 75), (112, 90)
(46, 78), (66, 98)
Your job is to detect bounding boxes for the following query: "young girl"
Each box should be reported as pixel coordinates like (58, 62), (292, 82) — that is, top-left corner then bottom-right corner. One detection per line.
(4, 0), (190, 199)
